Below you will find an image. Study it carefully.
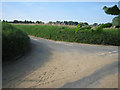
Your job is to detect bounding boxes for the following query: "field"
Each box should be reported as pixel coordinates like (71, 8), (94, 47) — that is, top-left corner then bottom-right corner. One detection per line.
(14, 24), (120, 46)
(2, 23), (30, 62)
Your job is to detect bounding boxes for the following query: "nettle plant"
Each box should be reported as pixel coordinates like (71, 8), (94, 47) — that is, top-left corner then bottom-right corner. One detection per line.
(103, 2), (120, 28)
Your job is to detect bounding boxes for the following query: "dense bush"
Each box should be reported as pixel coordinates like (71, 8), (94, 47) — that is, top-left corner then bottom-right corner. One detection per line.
(14, 25), (120, 46)
(103, 5), (120, 15)
(80, 26), (91, 30)
(94, 26), (103, 33)
(103, 4), (120, 27)
(100, 23), (112, 28)
(112, 15), (120, 28)
(2, 23), (30, 62)
(76, 24), (91, 32)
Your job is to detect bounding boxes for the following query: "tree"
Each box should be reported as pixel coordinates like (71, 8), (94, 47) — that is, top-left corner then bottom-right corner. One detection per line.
(100, 23), (112, 28)
(112, 15), (120, 27)
(36, 21), (40, 24)
(13, 20), (19, 23)
(2, 20), (5, 22)
(64, 21), (68, 25)
(93, 23), (98, 26)
(56, 21), (61, 24)
(24, 20), (27, 23)
(103, 2), (120, 27)
(74, 22), (79, 25)
(48, 21), (53, 25)
(84, 22), (89, 26)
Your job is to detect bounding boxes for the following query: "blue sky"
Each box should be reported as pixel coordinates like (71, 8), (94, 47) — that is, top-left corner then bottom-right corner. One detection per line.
(2, 2), (119, 24)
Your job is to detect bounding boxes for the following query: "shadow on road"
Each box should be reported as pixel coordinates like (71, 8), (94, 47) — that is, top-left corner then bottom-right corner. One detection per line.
(59, 61), (118, 88)
(2, 39), (53, 88)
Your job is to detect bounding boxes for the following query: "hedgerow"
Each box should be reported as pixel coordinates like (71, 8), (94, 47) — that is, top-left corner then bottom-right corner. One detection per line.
(2, 23), (30, 62)
(14, 24), (120, 46)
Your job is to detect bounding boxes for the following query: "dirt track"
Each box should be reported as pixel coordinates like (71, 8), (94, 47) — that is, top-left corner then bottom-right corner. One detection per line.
(3, 36), (118, 88)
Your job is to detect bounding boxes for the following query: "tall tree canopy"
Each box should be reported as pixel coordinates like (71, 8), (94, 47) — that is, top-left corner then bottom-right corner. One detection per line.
(103, 5), (120, 15)
(103, 3), (120, 27)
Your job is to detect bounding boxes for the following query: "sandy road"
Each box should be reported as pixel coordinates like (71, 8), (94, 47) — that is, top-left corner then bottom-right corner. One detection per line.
(3, 36), (119, 88)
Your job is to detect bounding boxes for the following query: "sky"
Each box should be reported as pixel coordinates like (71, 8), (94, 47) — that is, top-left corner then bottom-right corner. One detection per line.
(2, 2), (119, 24)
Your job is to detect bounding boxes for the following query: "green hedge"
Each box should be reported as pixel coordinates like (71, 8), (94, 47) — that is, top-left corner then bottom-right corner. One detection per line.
(14, 25), (120, 46)
(112, 15), (120, 27)
(2, 23), (30, 62)
(100, 23), (112, 28)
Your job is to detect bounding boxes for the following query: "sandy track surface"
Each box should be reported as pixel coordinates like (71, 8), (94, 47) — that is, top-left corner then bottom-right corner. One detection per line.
(3, 36), (118, 88)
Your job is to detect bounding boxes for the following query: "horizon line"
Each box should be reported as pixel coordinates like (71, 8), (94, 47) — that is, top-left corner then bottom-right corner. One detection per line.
(1, 19), (112, 24)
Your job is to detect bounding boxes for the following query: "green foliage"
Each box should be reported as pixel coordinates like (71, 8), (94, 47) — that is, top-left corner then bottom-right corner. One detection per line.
(2, 23), (30, 62)
(76, 23), (81, 32)
(80, 26), (91, 30)
(103, 4), (120, 27)
(14, 25), (120, 46)
(13, 20), (19, 23)
(93, 23), (98, 26)
(103, 5), (120, 15)
(112, 15), (120, 27)
(95, 26), (103, 33)
(36, 21), (44, 24)
(76, 23), (91, 32)
(63, 21), (78, 25)
(100, 23), (112, 28)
